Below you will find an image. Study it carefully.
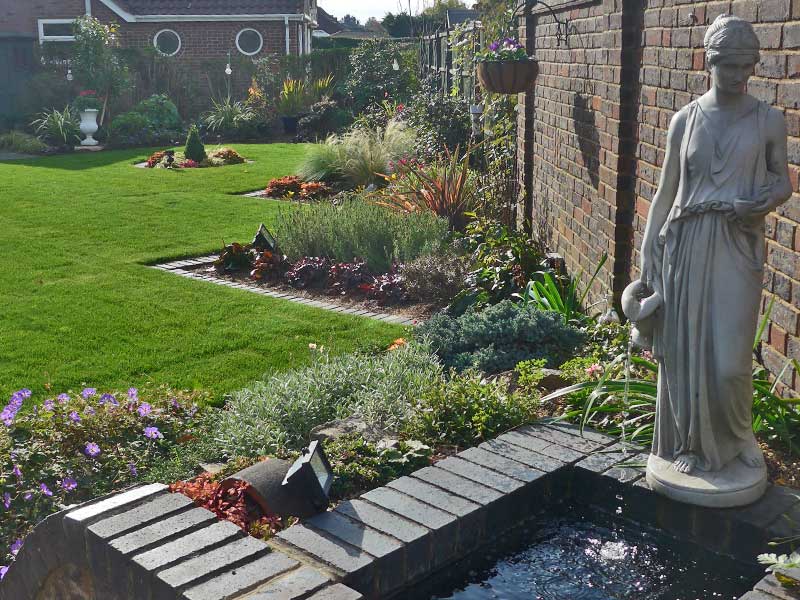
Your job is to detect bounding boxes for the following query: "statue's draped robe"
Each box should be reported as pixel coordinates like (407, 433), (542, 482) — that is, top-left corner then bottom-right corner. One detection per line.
(651, 100), (770, 472)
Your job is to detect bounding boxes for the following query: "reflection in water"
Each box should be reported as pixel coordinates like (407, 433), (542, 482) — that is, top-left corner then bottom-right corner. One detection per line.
(431, 505), (759, 600)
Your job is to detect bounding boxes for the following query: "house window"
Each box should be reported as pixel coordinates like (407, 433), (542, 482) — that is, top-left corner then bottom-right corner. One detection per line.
(236, 29), (263, 56)
(38, 20), (76, 43)
(153, 29), (181, 57)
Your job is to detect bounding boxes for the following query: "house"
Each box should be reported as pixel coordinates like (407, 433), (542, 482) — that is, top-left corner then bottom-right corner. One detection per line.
(3, 1), (318, 58)
(0, 0), (319, 119)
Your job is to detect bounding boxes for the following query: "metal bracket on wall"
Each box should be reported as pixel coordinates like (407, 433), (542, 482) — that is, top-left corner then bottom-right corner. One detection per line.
(512, 0), (570, 46)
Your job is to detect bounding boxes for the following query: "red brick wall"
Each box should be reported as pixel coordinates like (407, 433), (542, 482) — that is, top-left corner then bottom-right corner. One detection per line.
(0, 0), (84, 36)
(519, 0), (800, 390)
(519, 0), (639, 305)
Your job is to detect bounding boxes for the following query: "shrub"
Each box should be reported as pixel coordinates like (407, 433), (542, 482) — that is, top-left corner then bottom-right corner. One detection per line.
(0, 386), (206, 561)
(325, 435), (431, 501)
(297, 120), (417, 188)
(418, 300), (586, 374)
(134, 94), (182, 131)
(30, 107), (80, 147)
(208, 147), (245, 165)
(0, 132), (47, 154)
(275, 195), (448, 273)
(299, 181), (332, 201)
(184, 125), (206, 162)
(374, 146), (479, 231)
(404, 371), (539, 448)
(108, 109), (182, 148)
(72, 90), (101, 112)
(344, 40), (418, 111)
(202, 97), (255, 134)
(450, 218), (549, 313)
(264, 176), (303, 198)
(407, 84), (471, 159)
(297, 99), (352, 141)
(284, 256), (330, 288)
(400, 252), (470, 305)
(212, 344), (443, 457)
(277, 79), (308, 117)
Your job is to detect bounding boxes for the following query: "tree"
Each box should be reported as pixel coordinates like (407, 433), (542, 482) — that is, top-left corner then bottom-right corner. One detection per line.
(382, 12), (424, 37)
(420, 0), (467, 26)
(71, 16), (130, 124)
(342, 14), (361, 28)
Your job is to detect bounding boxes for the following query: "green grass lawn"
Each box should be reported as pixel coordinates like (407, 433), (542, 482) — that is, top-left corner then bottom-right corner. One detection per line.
(0, 145), (405, 402)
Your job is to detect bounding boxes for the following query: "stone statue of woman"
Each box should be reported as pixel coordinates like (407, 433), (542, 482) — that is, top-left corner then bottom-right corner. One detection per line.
(629, 14), (793, 507)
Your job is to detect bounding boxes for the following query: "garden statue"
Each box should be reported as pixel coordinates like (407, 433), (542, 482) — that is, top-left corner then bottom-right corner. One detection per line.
(625, 14), (793, 507)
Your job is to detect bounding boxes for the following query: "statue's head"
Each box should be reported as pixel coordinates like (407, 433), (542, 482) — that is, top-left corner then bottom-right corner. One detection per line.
(704, 14), (760, 95)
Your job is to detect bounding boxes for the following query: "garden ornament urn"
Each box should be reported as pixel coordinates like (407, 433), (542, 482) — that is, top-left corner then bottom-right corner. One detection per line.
(630, 14), (793, 508)
(621, 280), (661, 350)
(79, 109), (100, 146)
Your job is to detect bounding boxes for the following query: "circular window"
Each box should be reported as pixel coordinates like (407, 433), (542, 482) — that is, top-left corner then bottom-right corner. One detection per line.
(153, 29), (181, 56)
(236, 29), (264, 56)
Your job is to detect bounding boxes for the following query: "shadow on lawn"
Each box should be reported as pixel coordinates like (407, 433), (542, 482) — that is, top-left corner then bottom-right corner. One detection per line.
(0, 148), (158, 171)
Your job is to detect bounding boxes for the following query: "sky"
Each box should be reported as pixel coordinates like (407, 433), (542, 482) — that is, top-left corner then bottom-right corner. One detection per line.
(319, 0), (432, 23)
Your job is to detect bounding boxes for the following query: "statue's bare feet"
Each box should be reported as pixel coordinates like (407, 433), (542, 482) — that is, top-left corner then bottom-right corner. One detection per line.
(671, 454), (697, 474)
(739, 439), (766, 468)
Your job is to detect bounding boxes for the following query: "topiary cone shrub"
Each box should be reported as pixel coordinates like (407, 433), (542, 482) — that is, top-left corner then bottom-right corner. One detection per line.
(184, 125), (206, 163)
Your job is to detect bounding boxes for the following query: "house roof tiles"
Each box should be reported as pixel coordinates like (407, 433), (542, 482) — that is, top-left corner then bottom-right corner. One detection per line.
(113, 0), (305, 16)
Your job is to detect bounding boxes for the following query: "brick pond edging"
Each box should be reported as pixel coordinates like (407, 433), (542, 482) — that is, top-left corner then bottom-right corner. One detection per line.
(152, 256), (417, 327)
(3, 421), (799, 599)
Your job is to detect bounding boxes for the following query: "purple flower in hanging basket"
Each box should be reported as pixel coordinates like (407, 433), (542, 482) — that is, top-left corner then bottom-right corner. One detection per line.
(39, 483), (53, 497)
(60, 477), (78, 492)
(3, 493), (11, 509)
(9, 539), (22, 557)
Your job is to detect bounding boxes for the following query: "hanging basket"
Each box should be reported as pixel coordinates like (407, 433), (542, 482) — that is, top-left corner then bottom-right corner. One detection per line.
(477, 59), (539, 94)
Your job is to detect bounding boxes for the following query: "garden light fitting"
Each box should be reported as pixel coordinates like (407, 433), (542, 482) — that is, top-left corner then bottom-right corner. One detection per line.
(392, 58), (400, 71)
(221, 440), (333, 519)
(66, 68), (73, 81)
(512, 0), (569, 46)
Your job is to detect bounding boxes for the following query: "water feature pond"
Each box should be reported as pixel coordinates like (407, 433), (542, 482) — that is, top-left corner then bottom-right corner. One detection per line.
(421, 502), (762, 600)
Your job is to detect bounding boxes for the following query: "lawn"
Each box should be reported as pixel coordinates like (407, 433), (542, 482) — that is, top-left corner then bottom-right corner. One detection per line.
(0, 145), (405, 402)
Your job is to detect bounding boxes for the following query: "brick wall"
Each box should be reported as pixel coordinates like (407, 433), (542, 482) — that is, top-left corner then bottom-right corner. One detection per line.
(519, 0), (800, 390)
(0, 0), (84, 36)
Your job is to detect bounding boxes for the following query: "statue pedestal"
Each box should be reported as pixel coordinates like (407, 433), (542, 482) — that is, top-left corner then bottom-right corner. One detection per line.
(646, 454), (767, 508)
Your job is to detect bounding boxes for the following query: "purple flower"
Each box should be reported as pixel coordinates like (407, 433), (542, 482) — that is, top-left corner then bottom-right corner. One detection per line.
(489, 41), (499, 51)
(143, 426), (163, 440)
(0, 566), (7, 580)
(84, 407), (96, 416)
(137, 402), (152, 417)
(39, 483), (52, 497)
(60, 477), (77, 492)
(84, 442), (101, 458)
(128, 388), (138, 401)
(99, 393), (118, 407)
(17, 390), (31, 399)
(12, 465), (22, 480)
(128, 462), (138, 477)
(56, 393), (69, 404)
(80, 388), (96, 400)
(9, 539), (22, 557)
(1, 391), (25, 427)
(23, 493), (32, 501)
(43, 399), (55, 412)
(170, 398), (180, 410)
(68, 411), (81, 424)
(3, 493), (10, 509)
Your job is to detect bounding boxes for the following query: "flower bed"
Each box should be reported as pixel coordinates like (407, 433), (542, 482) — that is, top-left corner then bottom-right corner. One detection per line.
(141, 147), (246, 169)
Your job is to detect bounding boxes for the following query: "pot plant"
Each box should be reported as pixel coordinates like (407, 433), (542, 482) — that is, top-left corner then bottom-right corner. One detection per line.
(277, 78), (307, 136)
(476, 38), (539, 95)
(73, 90), (102, 146)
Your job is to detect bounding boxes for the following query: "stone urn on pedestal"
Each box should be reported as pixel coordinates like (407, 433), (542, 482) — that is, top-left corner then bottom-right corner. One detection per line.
(79, 109), (100, 146)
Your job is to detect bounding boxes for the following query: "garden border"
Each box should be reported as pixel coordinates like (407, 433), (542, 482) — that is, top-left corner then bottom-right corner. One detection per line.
(152, 256), (418, 327)
(4, 421), (797, 599)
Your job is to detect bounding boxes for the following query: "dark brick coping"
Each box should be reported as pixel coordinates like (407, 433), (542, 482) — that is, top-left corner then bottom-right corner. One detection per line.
(152, 256), (418, 327)
(271, 421), (800, 600)
(4, 421), (798, 599)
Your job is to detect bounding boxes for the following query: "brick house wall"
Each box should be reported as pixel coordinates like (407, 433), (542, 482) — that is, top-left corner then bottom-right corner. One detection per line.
(7, 0), (308, 115)
(519, 0), (800, 390)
